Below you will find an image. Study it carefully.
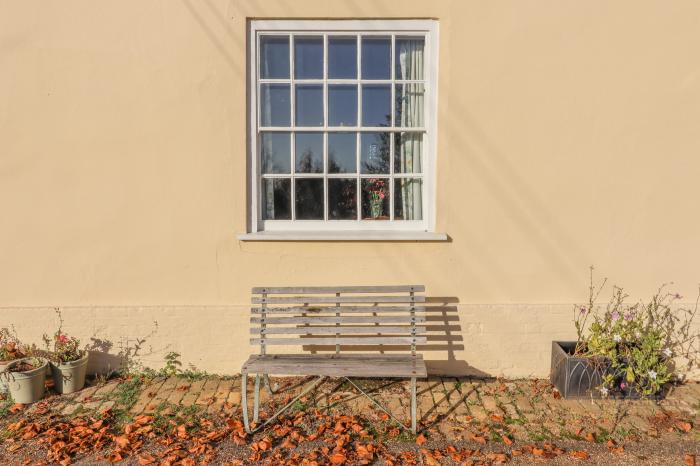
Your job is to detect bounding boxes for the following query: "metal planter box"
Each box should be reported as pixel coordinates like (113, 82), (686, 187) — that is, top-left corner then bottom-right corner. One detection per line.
(550, 341), (604, 399)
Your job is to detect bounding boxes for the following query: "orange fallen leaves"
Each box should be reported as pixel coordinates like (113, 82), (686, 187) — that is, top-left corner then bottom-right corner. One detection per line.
(415, 433), (427, 445)
(570, 450), (589, 460)
(685, 454), (696, 466)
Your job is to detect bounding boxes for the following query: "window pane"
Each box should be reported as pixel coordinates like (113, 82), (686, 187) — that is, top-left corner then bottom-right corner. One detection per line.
(361, 178), (389, 220)
(395, 37), (425, 80)
(395, 83), (424, 127)
(328, 178), (357, 220)
(328, 85), (357, 127)
(260, 84), (290, 127)
(328, 36), (357, 79)
(295, 132), (323, 173)
(294, 36), (323, 79)
(361, 37), (390, 79)
(262, 178), (291, 220)
(394, 178), (423, 220)
(360, 132), (390, 174)
(328, 132), (357, 173)
(260, 36), (289, 79)
(295, 179), (324, 220)
(361, 85), (391, 127)
(295, 85), (323, 126)
(394, 132), (422, 173)
(260, 132), (291, 174)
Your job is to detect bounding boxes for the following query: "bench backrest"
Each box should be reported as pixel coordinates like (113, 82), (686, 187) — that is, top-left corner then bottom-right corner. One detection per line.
(250, 286), (426, 355)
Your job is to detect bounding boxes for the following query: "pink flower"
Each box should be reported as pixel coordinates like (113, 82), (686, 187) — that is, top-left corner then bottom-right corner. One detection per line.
(56, 334), (68, 343)
(620, 382), (626, 390)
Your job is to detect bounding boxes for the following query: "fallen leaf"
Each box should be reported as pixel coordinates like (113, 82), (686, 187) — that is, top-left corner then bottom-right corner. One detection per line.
(501, 434), (513, 445)
(685, 454), (696, 466)
(676, 421), (692, 433)
(584, 432), (596, 442)
(490, 414), (504, 423)
(330, 452), (347, 465)
(415, 434), (427, 445)
(9, 404), (25, 413)
(570, 450), (589, 460)
(137, 453), (156, 465)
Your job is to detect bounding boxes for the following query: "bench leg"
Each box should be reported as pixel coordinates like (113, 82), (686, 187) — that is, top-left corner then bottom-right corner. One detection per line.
(411, 377), (417, 434)
(241, 372), (251, 433)
(253, 374), (261, 424)
(264, 374), (278, 394)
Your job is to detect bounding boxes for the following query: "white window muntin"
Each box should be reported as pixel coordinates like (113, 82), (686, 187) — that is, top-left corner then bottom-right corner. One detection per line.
(249, 20), (438, 232)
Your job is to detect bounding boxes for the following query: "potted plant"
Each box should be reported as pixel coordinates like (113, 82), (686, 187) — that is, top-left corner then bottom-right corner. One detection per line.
(551, 268), (698, 399)
(0, 328), (27, 393)
(44, 316), (89, 394)
(0, 357), (49, 403)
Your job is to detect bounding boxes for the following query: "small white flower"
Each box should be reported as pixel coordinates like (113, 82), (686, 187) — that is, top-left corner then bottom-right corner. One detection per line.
(600, 387), (609, 397)
(663, 348), (673, 358)
(613, 334), (622, 342)
(648, 370), (657, 380)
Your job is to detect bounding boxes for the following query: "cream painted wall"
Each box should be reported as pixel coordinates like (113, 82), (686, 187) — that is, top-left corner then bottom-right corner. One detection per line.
(1, 0), (699, 377)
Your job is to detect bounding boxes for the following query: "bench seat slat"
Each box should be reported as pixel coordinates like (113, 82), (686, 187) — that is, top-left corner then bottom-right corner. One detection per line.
(251, 315), (425, 325)
(242, 354), (427, 378)
(251, 336), (427, 346)
(252, 296), (425, 304)
(251, 306), (426, 314)
(251, 325), (426, 335)
(252, 285), (424, 294)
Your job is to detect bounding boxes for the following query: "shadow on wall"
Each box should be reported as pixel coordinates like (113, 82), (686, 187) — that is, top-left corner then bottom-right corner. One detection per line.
(84, 323), (165, 377)
(297, 296), (489, 378)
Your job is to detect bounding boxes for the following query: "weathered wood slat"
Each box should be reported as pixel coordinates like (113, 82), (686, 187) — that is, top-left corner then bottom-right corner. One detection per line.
(252, 295), (425, 304)
(252, 285), (424, 294)
(250, 336), (427, 346)
(250, 326), (427, 335)
(251, 315), (425, 325)
(242, 354), (427, 377)
(251, 306), (426, 314)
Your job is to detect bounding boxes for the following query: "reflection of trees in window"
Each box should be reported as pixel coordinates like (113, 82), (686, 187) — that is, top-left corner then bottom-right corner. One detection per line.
(297, 148), (322, 173)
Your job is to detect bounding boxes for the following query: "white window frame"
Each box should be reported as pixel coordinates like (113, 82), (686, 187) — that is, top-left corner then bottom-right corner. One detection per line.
(248, 19), (439, 234)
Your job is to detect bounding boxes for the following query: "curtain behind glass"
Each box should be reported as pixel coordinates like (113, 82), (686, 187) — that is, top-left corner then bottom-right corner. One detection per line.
(398, 40), (424, 220)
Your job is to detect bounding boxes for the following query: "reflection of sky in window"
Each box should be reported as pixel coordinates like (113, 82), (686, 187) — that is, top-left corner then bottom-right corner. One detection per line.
(362, 85), (391, 127)
(294, 37), (323, 79)
(361, 37), (390, 79)
(328, 133), (357, 173)
(329, 85), (357, 126)
(329, 37), (357, 79)
(295, 85), (323, 126)
(260, 36), (289, 79)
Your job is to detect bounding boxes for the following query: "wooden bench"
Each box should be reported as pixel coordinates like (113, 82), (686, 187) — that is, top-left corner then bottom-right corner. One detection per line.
(241, 285), (428, 433)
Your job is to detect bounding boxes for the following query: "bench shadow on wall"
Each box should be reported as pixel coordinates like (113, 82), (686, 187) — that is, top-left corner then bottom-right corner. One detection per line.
(298, 296), (489, 378)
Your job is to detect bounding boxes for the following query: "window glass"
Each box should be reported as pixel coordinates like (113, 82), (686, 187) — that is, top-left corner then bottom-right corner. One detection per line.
(328, 37), (357, 79)
(360, 132), (390, 174)
(394, 132), (422, 173)
(261, 132), (291, 174)
(394, 178), (422, 220)
(328, 85), (357, 127)
(328, 133), (357, 173)
(260, 36), (289, 79)
(328, 179), (357, 220)
(395, 83), (424, 127)
(361, 179), (390, 220)
(260, 84), (290, 127)
(361, 37), (391, 79)
(395, 37), (424, 80)
(295, 36), (323, 79)
(295, 179), (324, 219)
(295, 85), (324, 126)
(262, 179), (291, 219)
(295, 132), (324, 173)
(361, 85), (391, 127)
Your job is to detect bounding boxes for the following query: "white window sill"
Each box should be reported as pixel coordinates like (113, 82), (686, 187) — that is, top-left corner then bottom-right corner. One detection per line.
(237, 231), (449, 242)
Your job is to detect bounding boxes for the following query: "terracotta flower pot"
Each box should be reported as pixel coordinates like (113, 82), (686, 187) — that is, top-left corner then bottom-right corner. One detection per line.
(0, 357), (48, 404)
(50, 352), (89, 394)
